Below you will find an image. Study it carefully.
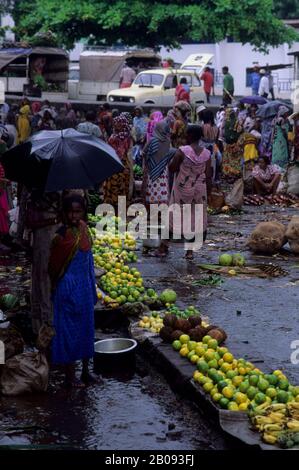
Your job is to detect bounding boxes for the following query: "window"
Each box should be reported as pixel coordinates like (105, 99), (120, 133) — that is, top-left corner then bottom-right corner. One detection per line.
(164, 75), (177, 89)
(135, 73), (164, 86)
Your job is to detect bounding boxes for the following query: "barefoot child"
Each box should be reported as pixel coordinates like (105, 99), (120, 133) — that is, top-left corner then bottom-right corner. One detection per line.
(49, 195), (97, 388)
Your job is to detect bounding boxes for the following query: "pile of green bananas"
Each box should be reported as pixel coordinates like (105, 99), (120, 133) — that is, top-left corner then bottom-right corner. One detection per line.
(250, 402), (299, 447)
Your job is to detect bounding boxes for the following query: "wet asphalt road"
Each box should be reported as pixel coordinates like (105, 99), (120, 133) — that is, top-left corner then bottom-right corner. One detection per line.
(1, 204), (299, 449)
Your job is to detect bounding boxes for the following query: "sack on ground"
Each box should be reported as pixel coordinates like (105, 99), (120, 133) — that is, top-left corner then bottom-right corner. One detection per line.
(0, 326), (24, 361)
(286, 216), (299, 254)
(286, 163), (299, 195)
(248, 221), (286, 254)
(0, 351), (49, 396)
(225, 178), (244, 209)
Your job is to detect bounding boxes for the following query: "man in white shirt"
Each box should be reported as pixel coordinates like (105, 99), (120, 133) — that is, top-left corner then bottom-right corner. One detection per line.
(258, 69), (269, 98)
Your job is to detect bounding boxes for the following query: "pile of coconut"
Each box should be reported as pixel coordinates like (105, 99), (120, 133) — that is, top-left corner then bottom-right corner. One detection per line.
(159, 314), (227, 345)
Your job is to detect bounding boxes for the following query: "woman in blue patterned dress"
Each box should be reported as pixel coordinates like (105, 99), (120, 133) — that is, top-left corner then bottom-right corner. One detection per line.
(49, 195), (98, 388)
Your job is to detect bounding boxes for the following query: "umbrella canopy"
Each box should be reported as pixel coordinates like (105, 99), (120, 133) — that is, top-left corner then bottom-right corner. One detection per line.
(239, 96), (267, 105)
(256, 100), (292, 119)
(0, 129), (124, 192)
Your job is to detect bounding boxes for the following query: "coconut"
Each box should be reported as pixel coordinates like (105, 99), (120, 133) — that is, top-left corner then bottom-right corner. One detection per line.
(189, 328), (205, 342)
(159, 326), (174, 343)
(188, 315), (202, 328)
(207, 328), (227, 345)
(204, 324), (218, 333)
(163, 314), (177, 329)
(170, 330), (185, 342)
(175, 318), (191, 333)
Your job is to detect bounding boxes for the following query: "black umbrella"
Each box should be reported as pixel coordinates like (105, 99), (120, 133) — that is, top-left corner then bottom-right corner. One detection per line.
(256, 100), (292, 119)
(0, 129), (124, 192)
(239, 96), (267, 105)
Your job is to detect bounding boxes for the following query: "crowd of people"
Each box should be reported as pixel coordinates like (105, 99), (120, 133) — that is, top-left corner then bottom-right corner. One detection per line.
(0, 95), (298, 253)
(0, 94), (298, 388)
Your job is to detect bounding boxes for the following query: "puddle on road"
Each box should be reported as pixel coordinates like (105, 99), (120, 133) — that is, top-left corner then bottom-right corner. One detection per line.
(0, 357), (231, 450)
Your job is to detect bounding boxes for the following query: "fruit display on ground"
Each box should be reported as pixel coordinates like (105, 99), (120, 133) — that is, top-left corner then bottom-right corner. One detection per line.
(171, 334), (299, 418)
(88, 214), (155, 307)
(250, 402), (299, 447)
(138, 312), (164, 334)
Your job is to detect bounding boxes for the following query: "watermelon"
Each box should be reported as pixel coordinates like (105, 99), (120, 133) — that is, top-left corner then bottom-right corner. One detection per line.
(0, 293), (19, 310)
(159, 289), (177, 304)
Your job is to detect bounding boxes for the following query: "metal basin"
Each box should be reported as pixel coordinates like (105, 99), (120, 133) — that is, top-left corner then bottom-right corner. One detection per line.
(94, 338), (137, 355)
(94, 338), (137, 373)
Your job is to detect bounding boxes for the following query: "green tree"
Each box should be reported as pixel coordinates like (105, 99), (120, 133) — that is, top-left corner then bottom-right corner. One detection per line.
(12, 0), (298, 52)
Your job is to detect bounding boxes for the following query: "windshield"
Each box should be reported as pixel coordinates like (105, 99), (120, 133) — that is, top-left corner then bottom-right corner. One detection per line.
(134, 73), (164, 86)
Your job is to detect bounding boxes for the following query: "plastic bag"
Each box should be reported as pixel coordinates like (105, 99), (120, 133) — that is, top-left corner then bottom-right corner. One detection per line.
(225, 178), (244, 209)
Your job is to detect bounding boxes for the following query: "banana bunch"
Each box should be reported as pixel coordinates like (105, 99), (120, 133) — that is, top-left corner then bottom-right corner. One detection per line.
(251, 402), (299, 447)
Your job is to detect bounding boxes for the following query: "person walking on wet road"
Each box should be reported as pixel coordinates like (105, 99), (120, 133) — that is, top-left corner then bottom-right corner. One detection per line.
(49, 195), (99, 388)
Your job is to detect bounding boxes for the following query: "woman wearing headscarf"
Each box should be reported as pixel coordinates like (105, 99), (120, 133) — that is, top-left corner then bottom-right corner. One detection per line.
(16, 99), (31, 144)
(146, 111), (163, 143)
(221, 108), (243, 180)
(142, 120), (175, 256)
(103, 115), (133, 208)
(271, 106), (291, 169)
(142, 120), (175, 206)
